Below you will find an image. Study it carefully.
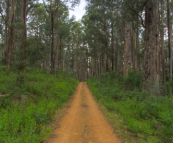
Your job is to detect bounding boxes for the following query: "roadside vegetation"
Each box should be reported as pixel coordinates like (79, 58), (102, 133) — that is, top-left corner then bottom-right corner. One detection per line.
(87, 71), (173, 143)
(0, 66), (78, 143)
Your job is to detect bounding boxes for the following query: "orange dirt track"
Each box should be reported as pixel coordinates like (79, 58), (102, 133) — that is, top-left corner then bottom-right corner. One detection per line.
(48, 82), (121, 143)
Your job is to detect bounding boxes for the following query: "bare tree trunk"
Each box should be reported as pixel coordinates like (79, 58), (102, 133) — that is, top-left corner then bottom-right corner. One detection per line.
(167, 0), (172, 96)
(104, 28), (109, 73)
(4, 0), (15, 68)
(20, 0), (27, 71)
(160, 0), (165, 90)
(103, 11), (109, 72)
(143, 0), (160, 95)
(50, 0), (55, 74)
(8, 0), (15, 69)
(117, 45), (122, 74)
(4, 0), (10, 64)
(58, 38), (63, 69)
(111, 21), (114, 71)
(136, 21), (140, 72)
(123, 22), (133, 76)
(132, 27), (135, 72)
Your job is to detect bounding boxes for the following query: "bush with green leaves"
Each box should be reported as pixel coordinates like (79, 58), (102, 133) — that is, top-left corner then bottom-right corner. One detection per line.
(87, 72), (173, 143)
(124, 70), (142, 90)
(0, 68), (78, 143)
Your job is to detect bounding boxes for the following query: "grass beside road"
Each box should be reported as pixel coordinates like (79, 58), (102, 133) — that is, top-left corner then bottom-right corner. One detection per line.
(87, 72), (173, 143)
(0, 67), (78, 143)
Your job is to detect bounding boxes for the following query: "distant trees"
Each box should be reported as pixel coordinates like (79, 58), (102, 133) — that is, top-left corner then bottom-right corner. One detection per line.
(83, 0), (173, 95)
(1, 0), (173, 95)
(0, 0), (80, 75)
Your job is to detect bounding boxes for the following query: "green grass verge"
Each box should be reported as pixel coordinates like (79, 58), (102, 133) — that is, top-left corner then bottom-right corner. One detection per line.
(87, 73), (173, 143)
(0, 67), (78, 143)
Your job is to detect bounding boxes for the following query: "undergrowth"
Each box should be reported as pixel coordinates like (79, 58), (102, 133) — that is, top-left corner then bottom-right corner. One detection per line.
(0, 66), (78, 143)
(87, 71), (173, 143)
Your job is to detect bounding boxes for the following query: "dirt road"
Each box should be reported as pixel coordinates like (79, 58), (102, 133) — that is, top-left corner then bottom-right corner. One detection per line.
(48, 82), (121, 143)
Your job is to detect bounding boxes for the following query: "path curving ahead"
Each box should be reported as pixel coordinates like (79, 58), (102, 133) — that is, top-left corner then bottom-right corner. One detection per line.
(48, 82), (121, 143)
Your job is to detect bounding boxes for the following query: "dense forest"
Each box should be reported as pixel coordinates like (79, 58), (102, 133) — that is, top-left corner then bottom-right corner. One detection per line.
(0, 0), (173, 142)
(84, 0), (173, 96)
(1, 0), (173, 95)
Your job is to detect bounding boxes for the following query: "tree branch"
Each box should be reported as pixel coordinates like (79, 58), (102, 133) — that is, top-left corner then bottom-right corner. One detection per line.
(129, 6), (146, 28)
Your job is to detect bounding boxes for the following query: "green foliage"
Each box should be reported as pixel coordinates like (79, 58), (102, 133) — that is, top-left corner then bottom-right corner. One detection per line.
(0, 67), (17, 94)
(124, 70), (142, 90)
(88, 72), (173, 143)
(26, 37), (47, 67)
(0, 67), (78, 143)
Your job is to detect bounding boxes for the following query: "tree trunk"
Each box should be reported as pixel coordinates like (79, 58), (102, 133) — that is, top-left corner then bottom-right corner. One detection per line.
(20, 0), (27, 71)
(58, 38), (63, 69)
(136, 21), (140, 72)
(4, 0), (9, 65)
(143, 0), (160, 95)
(111, 21), (114, 71)
(103, 11), (109, 72)
(50, 0), (55, 74)
(8, 0), (15, 69)
(123, 22), (133, 76)
(160, 0), (165, 94)
(167, 0), (172, 96)
(117, 44), (122, 74)
(3, 0), (15, 69)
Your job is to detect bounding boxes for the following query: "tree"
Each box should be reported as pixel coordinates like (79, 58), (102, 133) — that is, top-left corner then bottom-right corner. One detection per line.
(43, 0), (80, 74)
(2, 0), (15, 68)
(142, 0), (160, 95)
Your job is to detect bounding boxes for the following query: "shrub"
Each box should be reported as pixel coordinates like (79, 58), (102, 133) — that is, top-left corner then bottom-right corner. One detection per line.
(0, 68), (78, 143)
(87, 72), (173, 142)
(124, 70), (142, 90)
